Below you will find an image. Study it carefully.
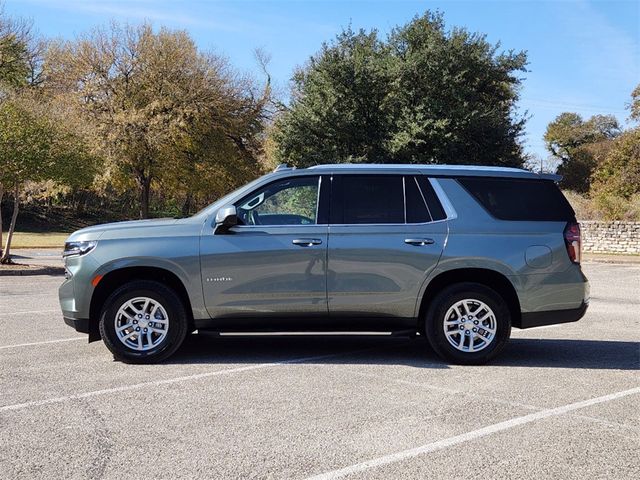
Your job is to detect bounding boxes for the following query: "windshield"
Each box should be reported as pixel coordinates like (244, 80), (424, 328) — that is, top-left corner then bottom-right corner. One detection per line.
(190, 173), (275, 219)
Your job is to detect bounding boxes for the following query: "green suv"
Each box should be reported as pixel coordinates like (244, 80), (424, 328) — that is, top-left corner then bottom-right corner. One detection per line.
(60, 164), (589, 364)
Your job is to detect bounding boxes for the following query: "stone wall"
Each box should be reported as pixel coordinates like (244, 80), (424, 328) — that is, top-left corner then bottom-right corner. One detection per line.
(580, 221), (640, 254)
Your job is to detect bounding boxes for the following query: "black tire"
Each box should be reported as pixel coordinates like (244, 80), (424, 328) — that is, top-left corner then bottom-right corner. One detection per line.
(99, 280), (188, 364)
(425, 282), (511, 365)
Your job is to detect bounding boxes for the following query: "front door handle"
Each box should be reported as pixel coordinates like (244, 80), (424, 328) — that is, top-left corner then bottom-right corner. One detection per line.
(404, 238), (435, 246)
(292, 238), (323, 247)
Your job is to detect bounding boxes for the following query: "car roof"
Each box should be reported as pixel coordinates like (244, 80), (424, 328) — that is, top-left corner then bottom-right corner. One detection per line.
(300, 163), (561, 181)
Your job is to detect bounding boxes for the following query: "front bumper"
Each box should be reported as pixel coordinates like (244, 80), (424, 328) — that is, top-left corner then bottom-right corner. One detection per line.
(518, 301), (589, 329)
(61, 253), (101, 342)
(64, 316), (91, 334)
(59, 250), (101, 342)
(64, 316), (101, 342)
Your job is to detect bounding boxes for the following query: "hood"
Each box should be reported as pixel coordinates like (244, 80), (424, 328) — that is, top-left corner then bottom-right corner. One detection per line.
(66, 217), (200, 242)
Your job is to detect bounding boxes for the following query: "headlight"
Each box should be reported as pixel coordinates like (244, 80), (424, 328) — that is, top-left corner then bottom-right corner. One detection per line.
(63, 241), (97, 258)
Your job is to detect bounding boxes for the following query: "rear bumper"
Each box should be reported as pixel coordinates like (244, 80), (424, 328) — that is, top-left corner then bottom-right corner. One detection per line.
(518, 301), (588, 329)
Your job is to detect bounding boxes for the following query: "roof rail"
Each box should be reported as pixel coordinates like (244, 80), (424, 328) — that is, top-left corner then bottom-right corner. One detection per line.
(538, 173), (563, 182)
(273, 163), (295, 172)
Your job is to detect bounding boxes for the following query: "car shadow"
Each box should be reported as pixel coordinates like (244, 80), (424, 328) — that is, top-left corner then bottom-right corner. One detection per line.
(168, 334), (447, 368)
(167, 333), (639, 371)
(496, 338), (639, 369)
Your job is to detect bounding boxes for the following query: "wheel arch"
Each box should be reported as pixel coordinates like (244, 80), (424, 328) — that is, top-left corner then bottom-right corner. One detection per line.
(89, 266), (194, 338)
(417, 268), (522, 330)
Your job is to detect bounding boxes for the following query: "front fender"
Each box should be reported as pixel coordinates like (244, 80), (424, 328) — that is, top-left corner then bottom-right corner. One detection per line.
(87, 234), (205, 319)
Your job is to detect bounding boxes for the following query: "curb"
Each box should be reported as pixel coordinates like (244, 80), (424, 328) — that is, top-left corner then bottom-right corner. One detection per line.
(583, 254), (640, 265)
(0, 266), (65, 276)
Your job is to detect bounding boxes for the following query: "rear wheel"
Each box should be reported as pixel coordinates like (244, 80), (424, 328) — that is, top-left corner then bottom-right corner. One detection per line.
(99, 280), (188, 364)
(425, 282), (511, 365)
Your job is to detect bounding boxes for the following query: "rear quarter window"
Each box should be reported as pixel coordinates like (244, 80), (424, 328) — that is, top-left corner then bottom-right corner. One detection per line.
(405, 176), (431, 223)
(457, 177), (576, 222)
(417, 176), (447, 221)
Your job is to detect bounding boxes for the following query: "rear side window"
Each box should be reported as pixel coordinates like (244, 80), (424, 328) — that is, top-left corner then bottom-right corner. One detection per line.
(331, 174), (448, 224)
(457, 177), (576, 221)
(338, 175), (405, 224)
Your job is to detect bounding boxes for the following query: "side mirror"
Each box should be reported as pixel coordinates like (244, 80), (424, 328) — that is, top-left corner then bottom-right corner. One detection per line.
(214, 205), (238, 234)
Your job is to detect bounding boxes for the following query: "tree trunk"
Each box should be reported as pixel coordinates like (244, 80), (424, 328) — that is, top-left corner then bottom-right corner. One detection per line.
(1, 184), (20, 265)
(134, 170), (152, 219)
(140, 178), (151, 219)
(181, 192), (193, 218)
(76, 188), (85, 215)
(0, 182), (4, 259)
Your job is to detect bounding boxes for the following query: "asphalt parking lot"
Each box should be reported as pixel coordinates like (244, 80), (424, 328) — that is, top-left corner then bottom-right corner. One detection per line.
(1, 262), (638, 479)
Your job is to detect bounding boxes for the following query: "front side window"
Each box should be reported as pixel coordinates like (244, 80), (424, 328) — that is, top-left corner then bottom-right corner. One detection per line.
(235, 176), (319, 226)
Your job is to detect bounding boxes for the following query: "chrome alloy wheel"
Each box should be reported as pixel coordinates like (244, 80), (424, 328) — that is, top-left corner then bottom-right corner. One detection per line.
(443, 299), (497, 353)
(114, 297), (169, 351)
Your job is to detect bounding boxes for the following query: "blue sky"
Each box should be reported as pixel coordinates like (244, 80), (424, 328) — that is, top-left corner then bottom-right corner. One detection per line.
(5, 0), (639, 164)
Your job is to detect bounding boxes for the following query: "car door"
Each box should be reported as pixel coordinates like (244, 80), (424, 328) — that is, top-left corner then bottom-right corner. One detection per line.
(200, 174), (330, 322)
(327, 174), (447, 323)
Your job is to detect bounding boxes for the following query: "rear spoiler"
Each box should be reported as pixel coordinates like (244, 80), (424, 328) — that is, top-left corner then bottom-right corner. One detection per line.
(538, 173), (563, 182)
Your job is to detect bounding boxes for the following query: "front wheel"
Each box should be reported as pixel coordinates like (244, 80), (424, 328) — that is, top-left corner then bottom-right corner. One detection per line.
(425, 283), (511, 365)
(99, 280), (188, 364)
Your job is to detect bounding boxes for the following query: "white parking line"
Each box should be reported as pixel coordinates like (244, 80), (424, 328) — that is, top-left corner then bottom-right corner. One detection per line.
(305, 386), (640, 480)
(0, 346), (383, 413)
(0, 337), (84, 350)
(0, 309), (59, 316)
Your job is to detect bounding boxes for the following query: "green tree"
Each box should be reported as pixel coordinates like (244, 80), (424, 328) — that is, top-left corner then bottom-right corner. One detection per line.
(386, 14), (528, 165)
(0, 95), (96, 262)
(274, 28), (393, 165)
(0, 4), (45, 258)
(45, 23), (270, 218)
(583, 86), (640, 220)
(273, 11), (528, 167)
(544, 113), (620, 192)
(590, 128), (640, 219)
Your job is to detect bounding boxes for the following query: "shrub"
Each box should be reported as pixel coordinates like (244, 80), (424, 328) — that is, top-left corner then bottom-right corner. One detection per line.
(562, 190), (640, 221)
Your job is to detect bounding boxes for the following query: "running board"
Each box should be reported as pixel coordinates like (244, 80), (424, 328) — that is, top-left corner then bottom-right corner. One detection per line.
(197, 330), (419, 337)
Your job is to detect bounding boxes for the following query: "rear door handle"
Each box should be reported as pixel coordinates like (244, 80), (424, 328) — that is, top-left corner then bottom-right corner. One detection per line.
(292, 238), (323, 247)
(404, 238), (435, 246)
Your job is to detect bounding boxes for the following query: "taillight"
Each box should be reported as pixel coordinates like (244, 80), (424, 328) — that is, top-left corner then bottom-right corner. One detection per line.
(564, 222), (581, 264)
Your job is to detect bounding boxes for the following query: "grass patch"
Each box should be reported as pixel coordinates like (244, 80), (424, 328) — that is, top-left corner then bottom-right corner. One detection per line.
(5, 232), (70, 249)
